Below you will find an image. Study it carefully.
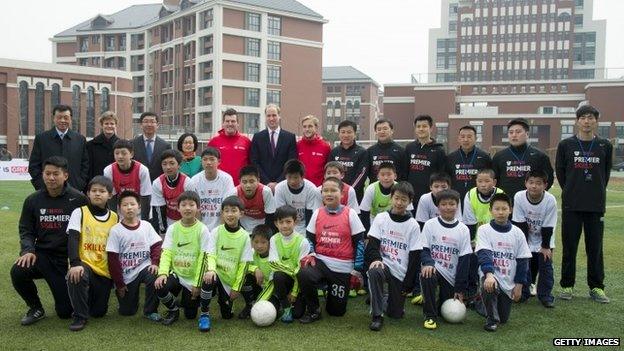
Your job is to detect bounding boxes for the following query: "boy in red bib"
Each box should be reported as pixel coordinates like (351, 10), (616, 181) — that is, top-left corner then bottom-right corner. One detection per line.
(225, 165), (276, 233)
(151, 150), (191, 233)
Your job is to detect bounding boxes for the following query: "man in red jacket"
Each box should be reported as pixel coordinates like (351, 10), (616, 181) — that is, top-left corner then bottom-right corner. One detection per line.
(297, 115), (330, 186)
(207, 108), (251, 185)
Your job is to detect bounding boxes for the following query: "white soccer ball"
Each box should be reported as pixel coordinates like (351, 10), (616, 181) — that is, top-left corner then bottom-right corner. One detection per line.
(440, 298), (466, 324)
(250, 300), (276, 327)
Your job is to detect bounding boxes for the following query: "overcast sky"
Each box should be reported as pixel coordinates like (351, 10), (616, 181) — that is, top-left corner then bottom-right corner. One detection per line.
(0, 0), (622, 86)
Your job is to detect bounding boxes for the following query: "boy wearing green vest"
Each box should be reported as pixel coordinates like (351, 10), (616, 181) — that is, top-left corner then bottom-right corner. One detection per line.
(199, 196), (253, 332)
(237, 224), (273, 320)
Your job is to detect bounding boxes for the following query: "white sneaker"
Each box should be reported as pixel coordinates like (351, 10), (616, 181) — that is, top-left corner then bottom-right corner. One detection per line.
(530, 284), (537, 296)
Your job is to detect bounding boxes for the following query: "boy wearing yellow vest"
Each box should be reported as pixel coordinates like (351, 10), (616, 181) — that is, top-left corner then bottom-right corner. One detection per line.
(66, 176), (119, 331)
(238, 224), (273, 319)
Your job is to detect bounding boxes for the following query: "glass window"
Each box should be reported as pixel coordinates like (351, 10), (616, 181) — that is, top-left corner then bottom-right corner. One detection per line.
(200, 9), (213, 29)
(245, 88), (260, 107)
(245, 38), (260, 57)
(560, 125), (575, 140)
(615, 126), (624, 139)
(86, 87), (95, 138)
(436, 126), (448, 148)
(34, 83), (45, 134)
(267, 89), (281, 105)
(72, 85), (81, 132)
(268, 16), (281, 36)
(245, 13), (261, 31)
(19, 81), (29, 135)
(267, 65), (281, 85)
(268, 41), (281, 60)
(101, 87), (109, 113)
(598, 125), (611, 139)
(51, 83), (60, 108)
(245, 63), (260, 82)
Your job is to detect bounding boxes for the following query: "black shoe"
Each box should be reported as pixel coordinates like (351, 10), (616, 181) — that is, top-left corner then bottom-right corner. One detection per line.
(541, 300), (555, 308)
(299, 310), (321, 324)
(369, 316), (383, 331)
(20, 307), (45, 326)
(238, 305), (252, 320)
(162, 309), (180, 326)
(220, 304), (234, 320)
(365, 296), (371, 305)
(484, 322), (498, 332)
(69, 317), (87, 331)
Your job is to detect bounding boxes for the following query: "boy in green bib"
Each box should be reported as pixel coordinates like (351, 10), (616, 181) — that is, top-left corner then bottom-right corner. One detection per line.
(238, 224), (273, 320)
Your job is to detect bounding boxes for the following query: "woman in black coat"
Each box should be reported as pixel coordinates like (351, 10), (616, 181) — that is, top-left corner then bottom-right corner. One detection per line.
(86, 111), (119, 180)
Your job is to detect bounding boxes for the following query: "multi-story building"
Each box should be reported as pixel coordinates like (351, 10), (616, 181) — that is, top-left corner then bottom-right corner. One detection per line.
(428, 0), (606, 83)
(322, 66), (381, 141)
(0, 58), (133, 157)
(51, 0), (325, 140)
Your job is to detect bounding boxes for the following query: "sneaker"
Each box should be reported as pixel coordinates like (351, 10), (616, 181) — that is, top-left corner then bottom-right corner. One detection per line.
(423, 318), (437, 330)
(348, 290), (357, 298)
(69, 317), (87, 332)
(299, 310), (321, 324)
(281, 307), (293, 323)
(410, 294), (424, 305)
(144, 312), (163, 322)
(20, 307), (45, 326)
(541, 300), (555, 308)
(559, 287), (574, 300)
(589, 288), (610, 304)
(357, 289), (367, 296)
(238, 305), (252, 319)
(220, 304), (234, 320)
(484, 322), (498, 332)
(530, 284), (537, 296)
(198, 313), (211, 332)
(369, 315), (383, 331)
(162, 309), (180, 326)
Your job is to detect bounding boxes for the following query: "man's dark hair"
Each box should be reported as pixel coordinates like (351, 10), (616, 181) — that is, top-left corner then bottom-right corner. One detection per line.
(177, 133), (198, 152)
(201, 146), (221, 160)
(239, 165), (259, 180)
(391, 181), (414, 201)
(459, 125), (477, 134)
(222, 195), (244, 211)
(113, 139), (134, 152)
(284, 159), (305, 176)
(374, 118), (394, 130)
(52, 104), (72, 116)
(378, 162), (396, 173)
(338, 120), (357, 133)
(251, 224), (273, 240)
(414, 114), (433, 127)
(87, 175), (113, 193)
(576, 105), (600, 119)
(160, 149), (182, 165)
(430, 172), (451, 186)
(177, 190), (201, 207)
(42, 156), (69, 172)
(490, 193), (512, 209)
(507, 118), (530, 132)
(435, 189), (460, 205)
(275, 205), (298, 221)
(118, 190), (141, 206)
(140, 112), (158, 122)
(525, 169), (549, 183)
(223, 108), (238, 120)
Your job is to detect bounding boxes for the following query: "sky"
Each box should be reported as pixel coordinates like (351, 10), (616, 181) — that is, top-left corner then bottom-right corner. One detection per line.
(0, 0), (622, 86)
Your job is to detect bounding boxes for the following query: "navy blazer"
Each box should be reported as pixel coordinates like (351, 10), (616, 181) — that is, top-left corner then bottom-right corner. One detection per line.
(250, 128), (297, 184)
(132, 135), (171, 181)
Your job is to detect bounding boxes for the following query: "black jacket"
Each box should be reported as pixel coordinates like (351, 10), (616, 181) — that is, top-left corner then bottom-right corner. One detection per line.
(367, 141), (406, 182)
(87, 133), (119, 179)
(28, 128), (89, 191)
(404, 139), (447, 204)
(132, 135), (172, 181)
(329, 143), (368, 200)
(446, 147), (492, 202)
(250, 128), (297, 184)
(492, 144), (554, 200)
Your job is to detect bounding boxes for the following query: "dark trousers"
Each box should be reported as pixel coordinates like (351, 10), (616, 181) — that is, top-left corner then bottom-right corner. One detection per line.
(522, 252), (554, 303)
(367, 266), (405, 318)
(199, 276), (236, 318)
(10, 252), (72, 318)
(298, 259), (350, 316)
(67, 264), (113, 320)
(240, 273), (262, 307)
(481, 277), (513, 325)
(560, 211), (605, 289)
(272, 271), (295, 309)
(116, 266), (159, 316)
(156, 275), (200, 319)
(467, 253), (480, 297)
(421, 272), (455, 321)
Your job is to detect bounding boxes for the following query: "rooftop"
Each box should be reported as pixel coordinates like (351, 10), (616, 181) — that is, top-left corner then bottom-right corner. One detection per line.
(322, 66), (379, 86)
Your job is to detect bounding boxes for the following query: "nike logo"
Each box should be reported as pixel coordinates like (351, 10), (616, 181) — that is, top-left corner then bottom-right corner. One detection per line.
(281, 256), (290, 261)
(69, 198), (76, 201)
(177, 242), (191, 247)
(221, 246), (234, 251)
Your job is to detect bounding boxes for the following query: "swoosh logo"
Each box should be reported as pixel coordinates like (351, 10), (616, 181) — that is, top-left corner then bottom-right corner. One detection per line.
(221, 245), (234, 251)
(177, 242), (191, 247)
(281, 256), (290, 261)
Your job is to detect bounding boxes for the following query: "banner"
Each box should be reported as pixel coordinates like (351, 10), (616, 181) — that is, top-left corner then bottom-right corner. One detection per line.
(0, 159), (31, 180)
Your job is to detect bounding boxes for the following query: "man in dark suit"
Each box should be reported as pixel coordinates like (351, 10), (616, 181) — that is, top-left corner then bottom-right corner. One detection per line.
(250, 104), (297, 191)
(132, 112), (171, 181)
(28, 104), (89, 190)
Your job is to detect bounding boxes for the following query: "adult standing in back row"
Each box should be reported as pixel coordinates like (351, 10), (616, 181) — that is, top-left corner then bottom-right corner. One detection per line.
(367, 119), (405, 183)
(132, 112), (171, 181)
(250, 104), (297, 192)
(207, 108), (251, 186)
(329, 120), (368, 202)
(297, 115), (331, 186)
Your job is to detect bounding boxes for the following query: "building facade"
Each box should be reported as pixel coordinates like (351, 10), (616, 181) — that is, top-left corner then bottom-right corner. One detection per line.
(51, 0), (325, 140)
(428, 0), (606, 83)
(0, 58), (133, 157)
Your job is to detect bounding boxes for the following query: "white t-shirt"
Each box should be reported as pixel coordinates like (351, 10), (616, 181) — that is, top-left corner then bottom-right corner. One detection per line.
(360, 183), (414, 219)
(162, 221), (211, 291)
(204, 226), (254, 294)
(415, 192), (462, 223)
(274, 179), (320, 235)
(475, 223), (532, 299)
(315, 184), (360, 214)
(106, 220), (162, 284)
(224, 185), (276, 233)
(367, 212), (421, 281)
(103, 163), (152, 196)
(512, 190), (558, 252)
(188, 170), (235, 230)
(306, 207), (365, 273)
(151, 175), (193, 227)
(420, 217), (472, 287)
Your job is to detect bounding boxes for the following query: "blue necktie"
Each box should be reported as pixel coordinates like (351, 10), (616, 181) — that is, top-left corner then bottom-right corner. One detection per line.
(146, 139), (153, 163)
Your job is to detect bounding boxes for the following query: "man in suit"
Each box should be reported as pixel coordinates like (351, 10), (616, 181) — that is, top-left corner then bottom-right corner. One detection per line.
(28, 104), (89, 191)
(250, 104), (297, 191)
(132, 112), (171, 181)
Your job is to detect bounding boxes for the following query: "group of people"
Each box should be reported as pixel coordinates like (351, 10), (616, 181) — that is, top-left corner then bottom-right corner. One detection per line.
(12, 102), (612, 333)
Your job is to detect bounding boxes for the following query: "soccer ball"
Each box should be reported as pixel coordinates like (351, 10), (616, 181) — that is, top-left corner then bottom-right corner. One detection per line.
(440, 299), (466, 324)
(250, 300), (276, 327)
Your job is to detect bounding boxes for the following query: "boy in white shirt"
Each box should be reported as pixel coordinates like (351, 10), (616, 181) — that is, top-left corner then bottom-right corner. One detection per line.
(274, 159), (320, 236)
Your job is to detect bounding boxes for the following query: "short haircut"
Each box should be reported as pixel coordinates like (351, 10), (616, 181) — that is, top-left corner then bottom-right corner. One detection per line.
(436, 189), (460, 205)
(118, 190), (141, 206)
(507, 118), (529, 132)
(265, 104), (280, 114)
(113, 139), (134, 152)
(223, 108), (238, 120)
(251, 224), (273, 240)
(239, 165), (259, 179)
(87, 175), (113, 193)
(374, 118), (394, 130)
(338, 120), (357, 133)
(378, 162), (396, 173)
(459, 125), (477, 134)
(43, 156), (68, 172)
(430, 172), (451, 186)
(284, 159), (305, 176)
(160, 149), (182, 165)
(99, 111), (118, 125)
(201, 146), (220, 159)
(490, 193), (512, 209)
(52, 104), (72, 116)
(222, 195), (244, 211)
(140, 112), (158, 122)
(177, 133), (198, 152)
(322, 176), (343, 191)
(391, 181), (414, 201)
(476, 168), (496, 179)
(414, 114), (433, 127)
(576, 104), (600, 119)
(525, 169), (549, 183)
(275, 205), (298, 221)
(177, 190), (201, 207)
(301, 115), (319, 127)
(324, 161), (345, 174)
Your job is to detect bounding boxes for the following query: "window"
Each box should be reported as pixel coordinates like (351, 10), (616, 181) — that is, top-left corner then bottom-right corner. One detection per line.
(51, 83), (60, 108)
(436, 125), (448, 148)
(267, 90), (281, 105)
(32, 83), (45, 134)
(245, 38), (260, 57)
(18, 81), (28, 134)
(268, 41), (281, 60)
(79, 37), (89, 52)
(245, 12), (261, 31)
(245, 63), (260, 82)
(105, 35), (115, 51)
(101, 87), (109, 113)
(199, 61), (213, 80)
(561, 124), (574, 140)
(267, 65), (281, 84)
(200, 9), (213, 29)
(574, 14), (583, 27)
(199, 86), (212, 106)
(119, 35), (126, 50)
(133, 77), (145, 92)
(86, 87), (95, 137)
(240, 113), (260, 134)
(268, 16), (281, 35)
(200, 35), (213, 55)
(616, 126), (624, 139)
(245, 88), (260, 107)
(326, 101), (334, 117)
(91, 35), (100, 44)
(72, 85), (81, 132)
(598, 125), (611, 139)
(131, 34), (144, 50)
